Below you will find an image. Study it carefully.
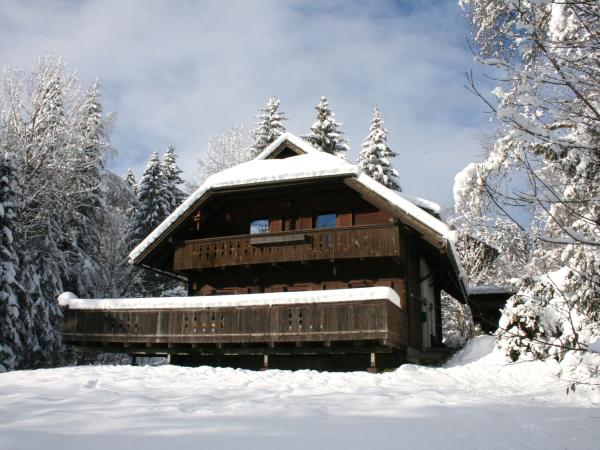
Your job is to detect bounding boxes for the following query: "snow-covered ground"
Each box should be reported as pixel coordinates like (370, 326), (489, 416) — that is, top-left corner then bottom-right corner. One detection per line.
(0, 337), (598, 450)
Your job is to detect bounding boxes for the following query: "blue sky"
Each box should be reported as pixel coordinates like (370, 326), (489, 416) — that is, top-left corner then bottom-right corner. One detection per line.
(0, 0), (493, 211)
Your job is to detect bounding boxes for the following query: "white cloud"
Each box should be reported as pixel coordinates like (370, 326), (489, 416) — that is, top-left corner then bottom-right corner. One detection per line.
(0, 0), (491, 208)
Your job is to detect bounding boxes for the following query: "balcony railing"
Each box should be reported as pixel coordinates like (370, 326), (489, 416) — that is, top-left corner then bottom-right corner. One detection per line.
(61, 299), (406, 353)
(173, 224), (400, 271)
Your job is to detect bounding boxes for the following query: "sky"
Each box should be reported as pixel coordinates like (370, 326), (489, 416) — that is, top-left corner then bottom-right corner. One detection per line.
(0, 0), (493, 211)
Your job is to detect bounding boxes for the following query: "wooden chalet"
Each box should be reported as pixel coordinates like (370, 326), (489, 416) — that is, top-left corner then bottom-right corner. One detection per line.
(59, 133), (468, 371)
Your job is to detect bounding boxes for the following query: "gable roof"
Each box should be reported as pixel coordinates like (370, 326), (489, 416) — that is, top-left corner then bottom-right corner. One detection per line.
(128, 133), (465, 298)
(254, 132), (321, 159)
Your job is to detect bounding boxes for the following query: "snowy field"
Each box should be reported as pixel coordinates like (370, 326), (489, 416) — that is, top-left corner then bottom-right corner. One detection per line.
(0, 337), (598, 450)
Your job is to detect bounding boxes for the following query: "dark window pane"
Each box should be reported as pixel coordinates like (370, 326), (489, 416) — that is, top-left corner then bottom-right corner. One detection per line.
(250, 218), (269, 234)
(316, 213), (336, 229)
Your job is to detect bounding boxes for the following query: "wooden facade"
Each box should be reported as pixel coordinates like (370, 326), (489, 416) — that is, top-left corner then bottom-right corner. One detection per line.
(60, 134), (467, 370)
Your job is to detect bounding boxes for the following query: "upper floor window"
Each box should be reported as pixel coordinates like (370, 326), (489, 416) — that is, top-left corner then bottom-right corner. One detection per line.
(250, 218), (270, 234)
(316, 212), (336, 229)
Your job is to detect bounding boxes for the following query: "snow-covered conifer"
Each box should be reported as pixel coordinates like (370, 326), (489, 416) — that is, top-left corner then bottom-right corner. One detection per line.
(304, 97), (349, 159)
(357, 107), (400, 191)
(0, 55), (113, 367)
(126, 152), (174, 297)
(129, 152), (170, 244)
(124, 169), (138, 197)
(249, 97), (287, 157)
(0, 151), (23, 372)
(161, 145), (185, 212)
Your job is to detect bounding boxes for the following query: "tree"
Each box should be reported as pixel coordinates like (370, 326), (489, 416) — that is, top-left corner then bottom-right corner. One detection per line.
(129, 152), (170, 245)
(457, 1), (600, 368)
(61, 79), (108, 298)
(249, 97), (287, 157)
(96, 172), (140, 299)
(123, 169), (138, 197)
(161, 145), (185, 212)
(0, 151), (23, 371)
(0, 55), (111, 368)
(357, 107), (400, 191)
(197, 125), (252, 184)
(127, 152), (173, 297)
(304, 96), (349, 159)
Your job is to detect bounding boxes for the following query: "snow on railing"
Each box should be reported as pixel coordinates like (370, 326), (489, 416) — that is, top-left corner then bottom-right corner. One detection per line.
(57, 286), (401, 310)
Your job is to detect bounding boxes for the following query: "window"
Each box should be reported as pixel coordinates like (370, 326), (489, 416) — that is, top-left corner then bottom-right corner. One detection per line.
(250, 218), (269, 234)
(316, 213), (336, 229)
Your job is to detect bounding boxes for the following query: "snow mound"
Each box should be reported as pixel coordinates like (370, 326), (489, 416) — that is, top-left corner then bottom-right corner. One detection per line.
(445, 335), (498, 367)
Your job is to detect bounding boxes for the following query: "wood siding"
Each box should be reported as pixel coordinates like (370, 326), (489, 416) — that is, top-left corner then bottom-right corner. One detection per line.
(173, 225), (400, 271)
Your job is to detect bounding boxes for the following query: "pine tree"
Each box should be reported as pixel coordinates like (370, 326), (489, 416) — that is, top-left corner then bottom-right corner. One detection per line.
(126, 152), (174, 297)
(129, 152), (170, 244)
(304, 96), (349, 159)
(124, 169), (138, 197)
(357, 107), (400, 191)
(249, 97), (287, 157)
(0, 151), (23, 372)
(161, 145), (185, 212)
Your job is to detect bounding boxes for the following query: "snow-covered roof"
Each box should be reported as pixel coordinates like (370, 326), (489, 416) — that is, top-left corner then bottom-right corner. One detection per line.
(128, 133), (459, 283)
(354, 173), (452, 241)
(397, 192), (441, 215)
(467, 285), (517, 296)
(254, 132), (321, 159)
(57, 286), (401, 310)
(129, 150), (356, 263)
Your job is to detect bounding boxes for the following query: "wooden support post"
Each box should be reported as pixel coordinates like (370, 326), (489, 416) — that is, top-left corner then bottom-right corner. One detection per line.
(368, 352), (377, 373)
(262, 354), (269, 371)
(166, 354), (172, 364)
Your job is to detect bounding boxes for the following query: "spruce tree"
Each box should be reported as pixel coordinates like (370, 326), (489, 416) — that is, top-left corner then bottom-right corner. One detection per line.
(130, 152), (170, 244)
(303, 96), (349, 159)
(124, 169), (138, 197)
(0, 151), (23, 372)
(161, 145), (185, 212)
(127, 152), (174, 297)
(249, 97), (287, 157)
(357, 107), (400, 191)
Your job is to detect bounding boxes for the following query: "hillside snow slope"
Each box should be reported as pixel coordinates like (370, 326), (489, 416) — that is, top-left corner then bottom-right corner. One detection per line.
(0, 336), (598, 450)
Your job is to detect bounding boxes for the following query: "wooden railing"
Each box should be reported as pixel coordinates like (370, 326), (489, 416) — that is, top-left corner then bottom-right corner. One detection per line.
(173, 225), (400, 271)
(61, 299), (406, 353)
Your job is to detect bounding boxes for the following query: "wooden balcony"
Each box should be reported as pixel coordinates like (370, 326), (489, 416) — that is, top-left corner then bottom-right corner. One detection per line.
(173, 224), (400, 271)
(61, 299), (406, 355)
